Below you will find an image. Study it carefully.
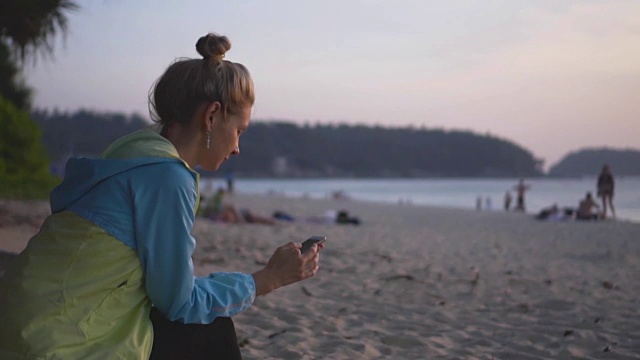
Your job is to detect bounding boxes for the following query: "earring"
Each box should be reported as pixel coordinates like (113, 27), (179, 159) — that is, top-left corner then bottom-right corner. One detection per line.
(206, 131), (211, 149)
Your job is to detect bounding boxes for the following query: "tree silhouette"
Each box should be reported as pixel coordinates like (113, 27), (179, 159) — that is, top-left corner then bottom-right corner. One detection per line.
(0, 0), (79, 62)
(0, 42), (31, 109)
(0, 0), (79, 198)
(31, 111), (543, 179)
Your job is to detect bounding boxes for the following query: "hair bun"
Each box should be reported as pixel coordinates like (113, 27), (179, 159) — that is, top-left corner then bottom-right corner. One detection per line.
(196, 33), (231, 61)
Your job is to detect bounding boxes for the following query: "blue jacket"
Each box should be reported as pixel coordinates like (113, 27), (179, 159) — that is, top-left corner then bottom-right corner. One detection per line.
(0, 130), (255, 359)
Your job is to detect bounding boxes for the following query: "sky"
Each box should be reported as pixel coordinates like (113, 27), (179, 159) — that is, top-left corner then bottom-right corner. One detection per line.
(24, 0), (640, 169)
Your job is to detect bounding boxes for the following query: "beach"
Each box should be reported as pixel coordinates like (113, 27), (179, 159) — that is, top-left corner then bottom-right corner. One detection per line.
(1, 195), (639, 359)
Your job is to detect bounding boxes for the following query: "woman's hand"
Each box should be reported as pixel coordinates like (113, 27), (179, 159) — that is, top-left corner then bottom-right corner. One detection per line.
(252, 241), (323, 296)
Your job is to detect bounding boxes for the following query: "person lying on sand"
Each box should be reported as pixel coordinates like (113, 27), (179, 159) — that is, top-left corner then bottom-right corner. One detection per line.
(535, 204), (574, 221)
(272, 209), (362, 225)
(200, 191), (276, 225)
(208, 205), (276, 225)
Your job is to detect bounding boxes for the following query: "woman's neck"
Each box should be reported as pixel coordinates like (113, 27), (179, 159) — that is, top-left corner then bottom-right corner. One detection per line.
(161, 124), (200, 168)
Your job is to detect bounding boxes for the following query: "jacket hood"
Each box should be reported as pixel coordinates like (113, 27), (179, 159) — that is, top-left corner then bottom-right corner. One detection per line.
(50, 130), (194, 213)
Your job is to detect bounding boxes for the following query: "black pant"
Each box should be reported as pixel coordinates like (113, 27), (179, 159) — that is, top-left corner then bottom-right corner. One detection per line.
(150, 307), (242, 360)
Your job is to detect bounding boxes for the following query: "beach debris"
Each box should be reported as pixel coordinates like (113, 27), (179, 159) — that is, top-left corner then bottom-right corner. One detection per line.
(267, 329), (287, 339)
(512, 303), (530, 314)
(301, 285), (313, 297)
(594, 317), (601, 323)
(603, 345), (610, 352)
(602, 281), (619, 290)
(543, 279), (552, 285)
(238, 337), (250, 348)
(384, 274), (415, 281)
(563, 330), (574, 337)
(437, 300), (446, 306)
(422, 263), (431, 274)
(470, 268), (480, 288)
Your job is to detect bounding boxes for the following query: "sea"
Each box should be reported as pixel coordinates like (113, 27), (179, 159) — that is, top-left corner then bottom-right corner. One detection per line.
(200, 177), (640, 223)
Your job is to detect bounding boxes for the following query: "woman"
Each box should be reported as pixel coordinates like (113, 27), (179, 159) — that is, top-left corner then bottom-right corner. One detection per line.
(597, 164), (615, 219)
(0, 33), (323, 359)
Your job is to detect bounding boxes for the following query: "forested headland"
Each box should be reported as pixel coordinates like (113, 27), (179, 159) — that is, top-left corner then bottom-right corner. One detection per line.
(548, 148), (640, 177)
(32, 110), (544, 178)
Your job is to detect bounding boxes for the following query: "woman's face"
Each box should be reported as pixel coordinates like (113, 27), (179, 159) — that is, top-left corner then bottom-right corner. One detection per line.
(200, 104), (251, 171)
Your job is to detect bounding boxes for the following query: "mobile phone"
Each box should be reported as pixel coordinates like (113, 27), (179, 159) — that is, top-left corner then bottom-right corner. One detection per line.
(300, 235), (326, 253)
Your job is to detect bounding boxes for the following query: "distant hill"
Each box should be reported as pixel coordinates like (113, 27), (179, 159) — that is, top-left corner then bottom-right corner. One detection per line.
(32, 109), (149, 163)
(32, 109), (544, 178)
(548, 148), (640, 177)
(215, 122), (543, 178)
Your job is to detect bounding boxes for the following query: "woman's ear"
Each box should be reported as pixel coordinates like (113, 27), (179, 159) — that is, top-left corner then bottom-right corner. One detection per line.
(204, 101), (222, 129)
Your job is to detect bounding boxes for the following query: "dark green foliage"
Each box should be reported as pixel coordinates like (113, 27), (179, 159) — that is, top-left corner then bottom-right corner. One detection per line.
(0, 0), (78, 199)
(0, 96), (58, 198)
(32, 110), (542, 178)
(217, 122), (542, 178)
(549, 148), (640, 177)
(31, 109), (150, 162)
(0, 0), (79, 62)
(0, 42), (31, 109)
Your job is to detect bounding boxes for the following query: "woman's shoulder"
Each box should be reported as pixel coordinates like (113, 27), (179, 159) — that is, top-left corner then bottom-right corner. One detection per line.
(128, 162), (197, 189)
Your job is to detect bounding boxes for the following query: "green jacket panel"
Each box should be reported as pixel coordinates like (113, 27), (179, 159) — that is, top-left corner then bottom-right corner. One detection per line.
(0, 211), (152, 359)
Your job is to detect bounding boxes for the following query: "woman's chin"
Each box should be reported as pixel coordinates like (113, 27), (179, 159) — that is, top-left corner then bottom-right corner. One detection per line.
(200, 162), (221, 172)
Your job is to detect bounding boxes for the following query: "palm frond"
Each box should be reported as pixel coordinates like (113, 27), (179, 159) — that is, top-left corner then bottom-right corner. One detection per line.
(0, 0), (79, 63)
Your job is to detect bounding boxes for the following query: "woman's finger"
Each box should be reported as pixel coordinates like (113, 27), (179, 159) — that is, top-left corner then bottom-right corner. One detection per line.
(300, 244), (319, 259)
(303, 265), (319, 278)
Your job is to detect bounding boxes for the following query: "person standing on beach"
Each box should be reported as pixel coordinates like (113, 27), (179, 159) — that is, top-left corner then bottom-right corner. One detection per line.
(0, 33), (323, 360)
(513, 178), (531, 212)
(226, 170), (235, 193)
(597, 164), (615, 219)
(504, 191), (513, 211)
(484, 196), (493, 211)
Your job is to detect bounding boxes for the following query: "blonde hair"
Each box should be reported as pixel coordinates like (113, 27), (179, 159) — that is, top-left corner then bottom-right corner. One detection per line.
(149, 33), (255, 129)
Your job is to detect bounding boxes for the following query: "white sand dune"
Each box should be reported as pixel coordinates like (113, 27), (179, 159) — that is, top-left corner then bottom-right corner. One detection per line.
(2, 194), (640, 359)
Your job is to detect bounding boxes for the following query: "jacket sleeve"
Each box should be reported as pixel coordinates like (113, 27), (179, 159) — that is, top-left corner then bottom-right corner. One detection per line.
(131, 162), (255, 323)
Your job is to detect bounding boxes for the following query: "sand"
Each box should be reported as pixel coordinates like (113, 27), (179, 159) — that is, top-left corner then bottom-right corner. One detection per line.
(1, 194), (639, 359)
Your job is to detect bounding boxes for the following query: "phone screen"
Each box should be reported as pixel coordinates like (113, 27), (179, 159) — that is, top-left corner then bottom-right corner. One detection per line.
(301, 236), (326, 253)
